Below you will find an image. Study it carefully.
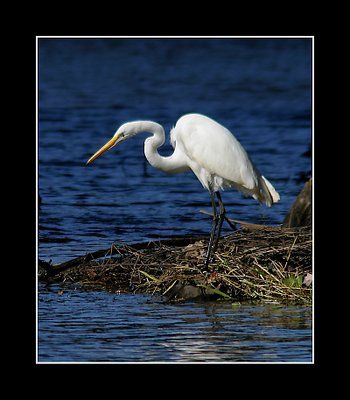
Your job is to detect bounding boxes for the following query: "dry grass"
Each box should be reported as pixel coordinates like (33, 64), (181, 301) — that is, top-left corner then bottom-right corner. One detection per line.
(40, 225), (312, 304)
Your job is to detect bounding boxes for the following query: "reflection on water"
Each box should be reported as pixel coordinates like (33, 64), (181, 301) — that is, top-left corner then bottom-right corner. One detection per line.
(38, 283), (312, 363)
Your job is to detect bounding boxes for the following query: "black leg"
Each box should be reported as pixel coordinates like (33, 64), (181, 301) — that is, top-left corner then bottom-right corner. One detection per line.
(205, 187), (218, 267)
(205, 190), (237, 267)
(224, 215), (237, 231)
(212, 191), (226, 253)
(217, 191), (237, 231)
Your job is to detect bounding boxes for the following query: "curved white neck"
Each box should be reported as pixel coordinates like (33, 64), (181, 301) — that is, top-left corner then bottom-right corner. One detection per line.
(137, 121), (187, 173)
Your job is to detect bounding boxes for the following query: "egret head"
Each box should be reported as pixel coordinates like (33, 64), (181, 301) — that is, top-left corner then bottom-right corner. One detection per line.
(86, 122), (138, 165)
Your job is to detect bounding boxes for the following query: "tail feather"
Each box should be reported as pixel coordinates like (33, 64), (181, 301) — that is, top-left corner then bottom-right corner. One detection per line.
(259, 175), (280, 206)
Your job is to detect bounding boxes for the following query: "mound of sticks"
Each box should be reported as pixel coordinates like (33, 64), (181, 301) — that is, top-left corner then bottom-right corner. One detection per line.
(39, 224), (312, 304)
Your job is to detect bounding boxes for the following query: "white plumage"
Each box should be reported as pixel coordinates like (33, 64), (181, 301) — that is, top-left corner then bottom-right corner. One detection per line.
(86, 113), (280, 265)
(170, 114), (279, 205)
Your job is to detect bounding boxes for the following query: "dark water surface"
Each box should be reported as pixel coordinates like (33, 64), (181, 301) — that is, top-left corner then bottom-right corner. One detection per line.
(38, 38), (312, 363)
(38, 283), (312, 363)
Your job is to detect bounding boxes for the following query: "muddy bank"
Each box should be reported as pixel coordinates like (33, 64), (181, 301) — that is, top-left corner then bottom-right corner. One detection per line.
(38, 179), (312, 304)
(39, 225), (311, 304)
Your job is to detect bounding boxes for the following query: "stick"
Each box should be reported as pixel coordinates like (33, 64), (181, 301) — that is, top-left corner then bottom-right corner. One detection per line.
(199, 209), (280, 231)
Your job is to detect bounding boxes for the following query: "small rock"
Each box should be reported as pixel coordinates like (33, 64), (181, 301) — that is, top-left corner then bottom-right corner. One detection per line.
(303, 273), (312, 287)
(283, 179), (312, 228)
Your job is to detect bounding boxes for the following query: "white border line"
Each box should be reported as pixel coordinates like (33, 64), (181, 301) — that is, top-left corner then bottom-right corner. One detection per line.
(311, 36), (315, 364)
(37, 35), (314, 39)
(36, 36), (314, 364)
(36, 35), (39, 364)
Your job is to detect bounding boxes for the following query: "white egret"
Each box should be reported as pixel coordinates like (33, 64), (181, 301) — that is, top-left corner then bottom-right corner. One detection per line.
(86, 113), (280, 266)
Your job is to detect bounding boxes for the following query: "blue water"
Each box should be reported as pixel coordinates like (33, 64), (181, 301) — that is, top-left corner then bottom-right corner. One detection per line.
(38, 283), (312, 363)
(38, 37), (312, 363)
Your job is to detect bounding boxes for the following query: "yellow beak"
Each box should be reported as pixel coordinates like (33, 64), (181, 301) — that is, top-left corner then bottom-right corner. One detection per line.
(86, 135), (119, 165)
